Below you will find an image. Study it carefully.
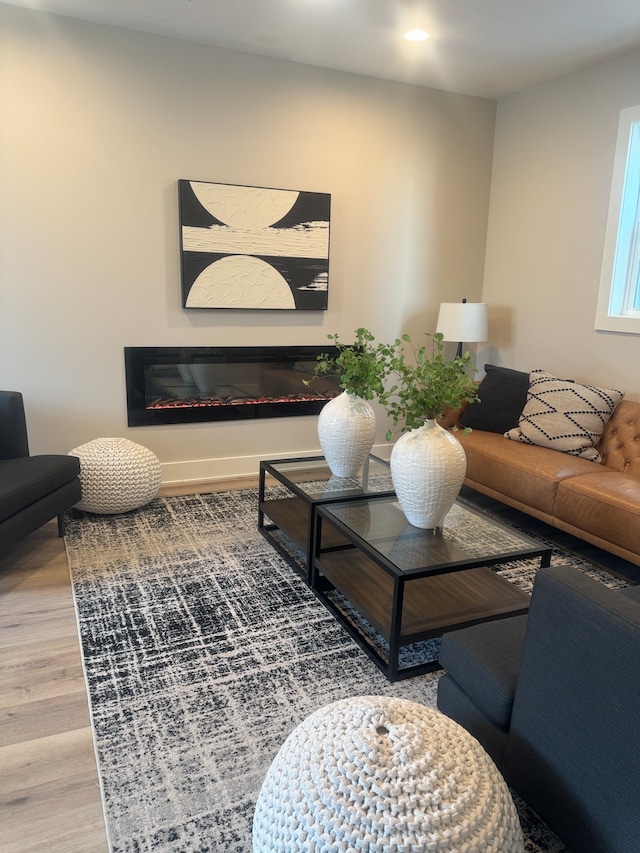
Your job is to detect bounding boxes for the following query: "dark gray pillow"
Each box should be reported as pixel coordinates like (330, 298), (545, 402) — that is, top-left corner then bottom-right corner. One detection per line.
(460, 364), (530, 433)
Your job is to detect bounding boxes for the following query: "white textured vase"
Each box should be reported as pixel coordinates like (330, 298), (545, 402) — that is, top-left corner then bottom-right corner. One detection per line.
(318, 391), (376, 478)
(390, 419), (466, 529)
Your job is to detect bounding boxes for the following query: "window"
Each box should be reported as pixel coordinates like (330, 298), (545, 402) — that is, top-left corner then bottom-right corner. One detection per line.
(595, 105), (640, 334)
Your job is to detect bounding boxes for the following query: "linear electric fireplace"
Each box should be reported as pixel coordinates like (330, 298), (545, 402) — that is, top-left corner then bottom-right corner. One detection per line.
(125, 346), (341, 426)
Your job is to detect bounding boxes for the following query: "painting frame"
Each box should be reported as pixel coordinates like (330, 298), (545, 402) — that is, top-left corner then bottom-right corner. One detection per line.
(179, 179), (331, 310)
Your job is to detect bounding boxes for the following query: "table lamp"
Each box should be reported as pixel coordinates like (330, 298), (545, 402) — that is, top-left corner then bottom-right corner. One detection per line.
(436, 298), (488, 358)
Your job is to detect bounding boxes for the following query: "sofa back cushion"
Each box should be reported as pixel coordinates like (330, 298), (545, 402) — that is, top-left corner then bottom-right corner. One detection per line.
(504, 566), (640, 853)
(596, 398), (640, 477)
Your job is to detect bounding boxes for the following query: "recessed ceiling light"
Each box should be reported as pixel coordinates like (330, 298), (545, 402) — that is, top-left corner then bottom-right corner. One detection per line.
(404, 28), (429, 42)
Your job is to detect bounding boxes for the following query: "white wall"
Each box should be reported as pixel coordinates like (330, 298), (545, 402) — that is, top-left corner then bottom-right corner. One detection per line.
(0, 5), (495, 480)
(481, 49), (640, 397)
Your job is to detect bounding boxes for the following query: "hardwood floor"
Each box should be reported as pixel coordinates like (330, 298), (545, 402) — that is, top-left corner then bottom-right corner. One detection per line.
(1, 475), (635, 851)
(0, 476), (255, 853)
(0, 522), (109, 852)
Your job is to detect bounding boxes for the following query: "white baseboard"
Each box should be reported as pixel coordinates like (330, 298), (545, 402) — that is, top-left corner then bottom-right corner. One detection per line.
(160, 443), (392, 485)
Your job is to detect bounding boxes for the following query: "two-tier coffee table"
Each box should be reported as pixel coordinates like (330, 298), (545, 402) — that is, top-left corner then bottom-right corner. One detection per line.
(312, 495), (552, 681)
(258, 455), (394, 583)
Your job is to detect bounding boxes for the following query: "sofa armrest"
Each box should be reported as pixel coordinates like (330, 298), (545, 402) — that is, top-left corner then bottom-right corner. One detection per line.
(596, 398), (640, 477)
(438, 615), (527, 731)
(504, 565), (640, 853)
(437, 614), (528, 766)
(0, 391), (29, 459)
(438, 400), (469, 430)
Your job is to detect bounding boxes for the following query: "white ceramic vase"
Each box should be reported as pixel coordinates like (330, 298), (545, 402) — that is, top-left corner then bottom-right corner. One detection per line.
(318, 391), (376, 478)
(390, 419), (466, 529)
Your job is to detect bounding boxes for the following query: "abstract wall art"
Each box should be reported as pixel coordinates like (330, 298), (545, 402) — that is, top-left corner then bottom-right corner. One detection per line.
(179, 180), (331, 310)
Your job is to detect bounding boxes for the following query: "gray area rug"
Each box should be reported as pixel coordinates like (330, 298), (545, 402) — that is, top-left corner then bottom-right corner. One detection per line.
(64, 488), (623, 852)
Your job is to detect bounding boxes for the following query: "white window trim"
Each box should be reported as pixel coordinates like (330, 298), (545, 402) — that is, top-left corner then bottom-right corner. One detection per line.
(595, 104), (640, 334)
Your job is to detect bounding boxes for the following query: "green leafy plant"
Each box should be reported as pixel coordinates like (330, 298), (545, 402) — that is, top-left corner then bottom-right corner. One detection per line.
(306, 328), (388, 400)
(380, 332), (478, 438)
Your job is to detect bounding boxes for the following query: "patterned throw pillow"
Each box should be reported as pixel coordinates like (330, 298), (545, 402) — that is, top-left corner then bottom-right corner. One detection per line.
(505, 370), (624, 462)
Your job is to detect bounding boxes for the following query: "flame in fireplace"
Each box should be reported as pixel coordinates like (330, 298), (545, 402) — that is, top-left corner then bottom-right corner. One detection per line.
(146, 391), (338, 411)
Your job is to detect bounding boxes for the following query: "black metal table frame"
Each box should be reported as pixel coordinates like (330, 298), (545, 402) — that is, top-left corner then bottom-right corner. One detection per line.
(311, 498), (553, 682)
(258, 455), (394, 584)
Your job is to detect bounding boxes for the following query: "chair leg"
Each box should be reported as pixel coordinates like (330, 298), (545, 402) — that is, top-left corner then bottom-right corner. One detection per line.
(57, 513), (65, 537)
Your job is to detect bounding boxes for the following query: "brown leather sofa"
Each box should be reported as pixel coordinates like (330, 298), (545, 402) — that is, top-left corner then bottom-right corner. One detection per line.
(445, 367), (640, 566)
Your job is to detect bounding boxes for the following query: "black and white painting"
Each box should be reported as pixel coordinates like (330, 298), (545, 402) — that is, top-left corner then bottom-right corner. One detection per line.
(179, 180), (331, 310)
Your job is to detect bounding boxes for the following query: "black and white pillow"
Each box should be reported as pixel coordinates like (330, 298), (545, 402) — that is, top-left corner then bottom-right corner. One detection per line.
(505, 370), (624, 462)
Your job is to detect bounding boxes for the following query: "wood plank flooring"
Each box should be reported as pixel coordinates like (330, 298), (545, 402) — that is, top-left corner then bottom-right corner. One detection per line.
(1, 475), (635, 852)
(0, 522), (109, 853)
(0, 476), (255, 853)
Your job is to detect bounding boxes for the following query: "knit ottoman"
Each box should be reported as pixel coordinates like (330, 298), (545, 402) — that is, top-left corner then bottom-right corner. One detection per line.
(70, 437), (162, 514)
(253, 695), (524, 853)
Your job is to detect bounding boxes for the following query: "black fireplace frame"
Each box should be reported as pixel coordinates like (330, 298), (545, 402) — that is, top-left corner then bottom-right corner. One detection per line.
(124, 345), (341, 427)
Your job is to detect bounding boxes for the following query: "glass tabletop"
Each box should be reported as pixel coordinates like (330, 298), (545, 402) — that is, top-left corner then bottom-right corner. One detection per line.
(319, 495), (550, 575)
(263, 455), (394, 501)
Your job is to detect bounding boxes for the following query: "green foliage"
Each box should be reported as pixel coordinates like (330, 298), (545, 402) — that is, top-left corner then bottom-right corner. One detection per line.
(306, 328), (388, 400)
(380, 332), (478, 437)
(307, 327), (479, 434)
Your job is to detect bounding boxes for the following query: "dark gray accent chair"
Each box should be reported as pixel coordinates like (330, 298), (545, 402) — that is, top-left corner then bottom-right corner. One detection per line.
(0, 391), (81, 555)
(437, 564), (640, 853)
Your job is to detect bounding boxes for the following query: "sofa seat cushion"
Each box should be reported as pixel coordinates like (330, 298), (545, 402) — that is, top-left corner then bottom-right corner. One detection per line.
(554, 472), (640, 558)
(457, 429), (599, 514)
(438, 614), (528, 730)
(0, 455), (80, 521)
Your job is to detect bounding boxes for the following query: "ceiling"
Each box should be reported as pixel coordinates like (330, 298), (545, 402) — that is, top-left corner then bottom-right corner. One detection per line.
(3, 0), (640, 99)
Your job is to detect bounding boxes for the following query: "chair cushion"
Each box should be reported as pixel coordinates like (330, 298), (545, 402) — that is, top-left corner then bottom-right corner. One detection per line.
(438, 614), (528, 730)
(0, 455), (80, 521)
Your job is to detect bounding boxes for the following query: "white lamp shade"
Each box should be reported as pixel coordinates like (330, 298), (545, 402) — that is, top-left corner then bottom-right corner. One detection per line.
(436, 302), (488, 343)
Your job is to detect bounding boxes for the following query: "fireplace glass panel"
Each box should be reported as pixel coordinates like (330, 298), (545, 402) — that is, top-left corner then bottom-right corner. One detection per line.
(125, 346), (341, 426)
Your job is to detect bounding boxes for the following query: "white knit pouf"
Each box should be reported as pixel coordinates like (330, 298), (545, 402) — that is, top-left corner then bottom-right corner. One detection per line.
(253, 695), (524, 853)
(69, 437), (162, 514)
